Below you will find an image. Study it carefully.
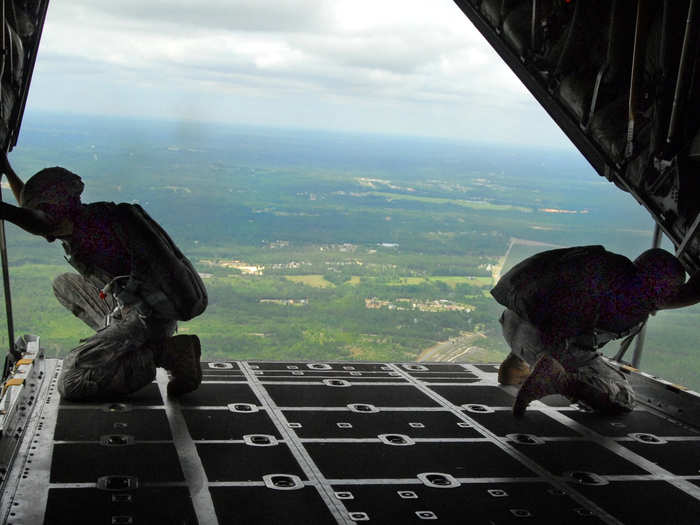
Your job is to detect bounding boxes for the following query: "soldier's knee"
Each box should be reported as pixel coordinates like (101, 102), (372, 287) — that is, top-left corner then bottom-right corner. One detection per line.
(610, 383), (636, 414)
(57, 367), (98, 401)
(572, 366), (636, 415)
(52, 273), (79, 301)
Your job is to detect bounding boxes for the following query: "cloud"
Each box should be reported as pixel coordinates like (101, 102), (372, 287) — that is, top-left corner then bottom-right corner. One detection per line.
(27, 0), (567, 145)
(46, 0), (334, 34)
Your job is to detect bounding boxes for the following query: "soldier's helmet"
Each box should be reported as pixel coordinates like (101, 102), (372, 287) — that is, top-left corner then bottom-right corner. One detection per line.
(634, 248), (686, 302)
(20, 167), (84, 212)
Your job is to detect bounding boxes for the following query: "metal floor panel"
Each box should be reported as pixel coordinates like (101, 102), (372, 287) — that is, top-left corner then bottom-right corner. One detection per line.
(331, 482), (606, 524)
(3, 358), (700, 524)
(44, 487), (197, 525)
(264, 384), (440, 408)
(182, 409), (282, 441)
(209, 486), (337, 524)
(282, 410), (483, 439)
(467, 410), (582, 437)
(53, 408), (172, 441)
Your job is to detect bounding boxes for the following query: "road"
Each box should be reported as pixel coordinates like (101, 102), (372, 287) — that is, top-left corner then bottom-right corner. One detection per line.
(418, 332), (488, 363)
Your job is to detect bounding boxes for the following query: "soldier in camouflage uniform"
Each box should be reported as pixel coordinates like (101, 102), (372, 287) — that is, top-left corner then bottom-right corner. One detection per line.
(0, 154), (207, 400)
(493, 245), (697, 416)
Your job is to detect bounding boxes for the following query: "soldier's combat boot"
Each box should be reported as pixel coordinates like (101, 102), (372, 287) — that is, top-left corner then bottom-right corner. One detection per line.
(513, 354), (573, 417)
(156, 334), (202, 396)
(498, 353), (531, 386)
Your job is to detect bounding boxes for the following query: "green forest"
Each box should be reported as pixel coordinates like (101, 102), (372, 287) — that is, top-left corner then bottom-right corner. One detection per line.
(1, 113), (698, 390)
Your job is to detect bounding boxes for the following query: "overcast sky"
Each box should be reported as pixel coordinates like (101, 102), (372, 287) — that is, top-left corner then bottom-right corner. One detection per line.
(26, 0), (573, 147)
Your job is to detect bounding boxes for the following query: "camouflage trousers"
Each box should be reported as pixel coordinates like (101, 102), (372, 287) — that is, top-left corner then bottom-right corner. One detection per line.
(53, 273), (176, 400)
(500, 309), (635, 414)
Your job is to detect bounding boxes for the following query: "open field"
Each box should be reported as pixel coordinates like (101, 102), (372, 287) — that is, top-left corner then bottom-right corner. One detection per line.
(493, 238), (563, 282)
(284, 275), (335, 288)
(282, 275), (493, 289)
(368, 191), (532, 213)
(388, 276), (493, 287)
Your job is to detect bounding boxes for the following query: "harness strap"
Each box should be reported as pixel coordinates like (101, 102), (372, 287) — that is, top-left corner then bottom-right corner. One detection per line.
(567, 320), (646, 350)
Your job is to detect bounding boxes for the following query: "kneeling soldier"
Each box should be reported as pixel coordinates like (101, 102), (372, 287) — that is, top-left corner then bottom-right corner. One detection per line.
(492, 245), (697, 416)
(0, 154), (207, 400)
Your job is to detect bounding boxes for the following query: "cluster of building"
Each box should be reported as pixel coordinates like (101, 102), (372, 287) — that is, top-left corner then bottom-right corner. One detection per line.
(318, 243), (358, 252)
(355, 177), (416, 192)
(325, 260), (363, 267)
(260, 299), (308, 306)
(364, 297), (474, 313)
(269, 261), (312, 270)
(200, 259), (264, 275)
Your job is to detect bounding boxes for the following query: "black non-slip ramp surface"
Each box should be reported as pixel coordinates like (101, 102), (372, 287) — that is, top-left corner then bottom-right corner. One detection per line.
(44, 487), (198, 525)
(4, 359), (700, 524)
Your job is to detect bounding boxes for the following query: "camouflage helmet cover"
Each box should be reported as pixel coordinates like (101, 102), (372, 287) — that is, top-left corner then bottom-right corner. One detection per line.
(20, 167), (84, 210)
(634, 248), (686, 302)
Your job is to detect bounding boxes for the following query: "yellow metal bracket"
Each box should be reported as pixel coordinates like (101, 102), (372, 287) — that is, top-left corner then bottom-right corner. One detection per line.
(1, 377), (24, 398)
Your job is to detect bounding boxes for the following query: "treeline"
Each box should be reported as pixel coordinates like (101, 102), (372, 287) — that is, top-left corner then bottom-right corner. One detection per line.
(0, 261), (506, 363)
(181, 273), (506, 362)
